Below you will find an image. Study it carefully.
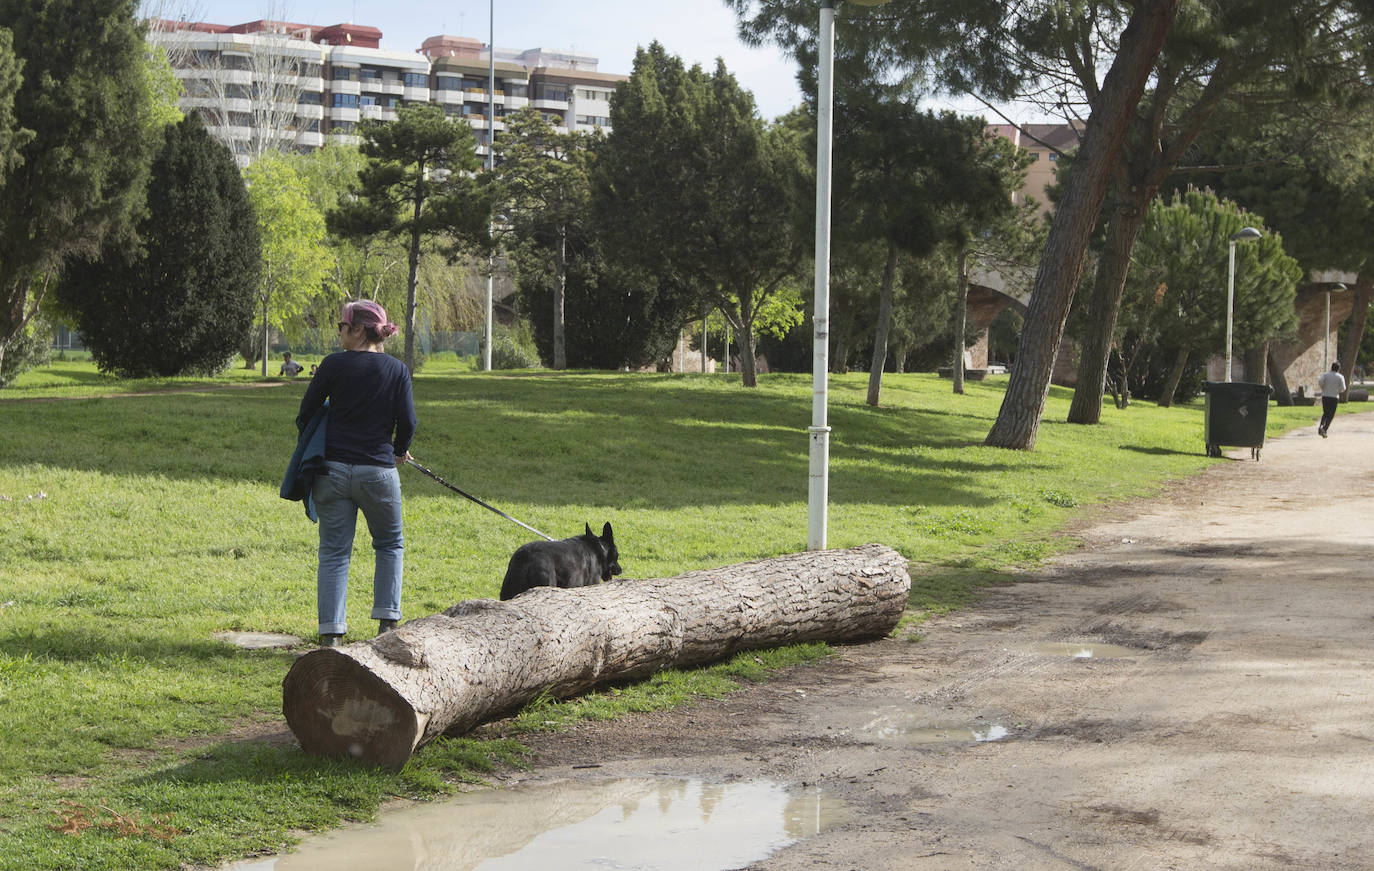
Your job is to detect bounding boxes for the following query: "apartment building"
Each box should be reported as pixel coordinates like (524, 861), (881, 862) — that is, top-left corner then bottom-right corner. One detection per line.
(155, 20), (626, 165)
(988, 122), (1083, 214)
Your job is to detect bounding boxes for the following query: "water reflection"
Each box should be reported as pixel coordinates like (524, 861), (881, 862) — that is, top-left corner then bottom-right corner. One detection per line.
(224, 778), (848, 871)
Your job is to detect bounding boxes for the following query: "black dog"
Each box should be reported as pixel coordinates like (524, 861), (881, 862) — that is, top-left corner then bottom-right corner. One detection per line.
(499, 522), (621, 601)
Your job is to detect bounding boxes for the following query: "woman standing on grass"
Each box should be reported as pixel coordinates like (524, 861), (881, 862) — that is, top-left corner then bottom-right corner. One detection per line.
(296, 300), (417, 646)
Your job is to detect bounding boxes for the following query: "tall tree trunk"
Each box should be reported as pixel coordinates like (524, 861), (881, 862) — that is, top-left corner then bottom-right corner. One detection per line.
(1338, 277), (1371, 399)
(733, 321), (757, 388)
(283, 545), (910, 770)
(866, 242), (899, 406)
(553, 224), (567, 370)
(1157, 345), (1188, 407)
(1268, 344), (1292, 406)
(985, 0), (1180, 450)
(1243, 343), (1268, 387)
(1067, 193), (1150, 424)
(404, 231), (421, 374)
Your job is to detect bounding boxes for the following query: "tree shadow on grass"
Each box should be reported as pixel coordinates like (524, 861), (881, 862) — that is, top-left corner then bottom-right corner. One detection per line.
(0, 375), (1025, 512)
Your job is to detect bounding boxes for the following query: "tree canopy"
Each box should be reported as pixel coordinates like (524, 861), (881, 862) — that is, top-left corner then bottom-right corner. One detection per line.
(55, 114), (260, 377)
(594, 43), (807, 387)
(0, 0), (158, 377)
(329, 103), (490, 371)
(243, 152), (333, 374)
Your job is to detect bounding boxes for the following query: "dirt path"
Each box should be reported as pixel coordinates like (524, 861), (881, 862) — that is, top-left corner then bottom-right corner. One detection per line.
(492, 413), (1374, 870)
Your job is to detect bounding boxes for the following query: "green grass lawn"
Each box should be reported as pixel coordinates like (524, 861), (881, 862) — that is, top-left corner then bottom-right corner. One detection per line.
(0, 357), (1346, 870)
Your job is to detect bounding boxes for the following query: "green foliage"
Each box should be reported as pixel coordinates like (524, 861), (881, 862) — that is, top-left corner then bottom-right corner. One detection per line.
(489, 321), (542, 369)
(54, 114), (260, 377)
(1116, 188), (1300, 400)
(593, 43), (807, 386)
(330, 103), (491, 370)
(243, 153), (333, 354)
(0, 0), (156, 369)
(0, 315), (51, 386)
(0, 27), (31, 181)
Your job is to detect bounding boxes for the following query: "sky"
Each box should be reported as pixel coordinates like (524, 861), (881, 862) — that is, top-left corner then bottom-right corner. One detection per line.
(174, 0), (1028, 122)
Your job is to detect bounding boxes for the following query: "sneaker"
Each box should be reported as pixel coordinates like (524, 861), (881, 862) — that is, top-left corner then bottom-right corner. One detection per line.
(1320, 428), (1329, 438)
(319, 633), (343, 647)
(377, 619), (398, 636)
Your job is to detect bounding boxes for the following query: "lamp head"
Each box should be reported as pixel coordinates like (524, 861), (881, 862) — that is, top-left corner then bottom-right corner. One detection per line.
(1230, 227), (1263, 242)
(1331, 282), (1348, 292)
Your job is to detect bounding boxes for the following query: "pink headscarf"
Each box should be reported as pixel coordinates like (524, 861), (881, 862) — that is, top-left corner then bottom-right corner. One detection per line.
(341, 300), (399, 341)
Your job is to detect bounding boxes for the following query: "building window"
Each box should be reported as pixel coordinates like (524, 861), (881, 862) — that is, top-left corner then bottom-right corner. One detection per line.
(405, 72), (429, 88)
(436, 75), (462, 91)
(332, 93), (360, 108)
(576, 115), (610, 127)
(534, 84), (568, 102)
(299, 91), (322, 105)
(1048, 153), (1058, 161)
(505, 83), (527, 98)
(332, 67), (357, 81)
(331, 121), (357, 135)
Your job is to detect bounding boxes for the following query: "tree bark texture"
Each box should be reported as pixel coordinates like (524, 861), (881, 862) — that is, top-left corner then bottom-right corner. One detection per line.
(553, 225), (567, 370)
(867, 243), (899, 406)
(984, 0), (1180, 450)
(1067, 196), (1149, 424)
(1268, 344), (1292, 406)
(283, 544), (910, 770)
(1157, 344), (1188, 407)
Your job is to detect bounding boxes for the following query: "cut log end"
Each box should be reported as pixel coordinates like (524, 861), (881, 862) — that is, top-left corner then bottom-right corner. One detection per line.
(282, 648), (426, 770)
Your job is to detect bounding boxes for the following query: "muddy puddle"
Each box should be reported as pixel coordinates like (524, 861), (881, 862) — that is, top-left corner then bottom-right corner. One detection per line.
(1033, 641), (1137, 659)
(858, 709), (1012, 746)
(223, 777), (849, 870)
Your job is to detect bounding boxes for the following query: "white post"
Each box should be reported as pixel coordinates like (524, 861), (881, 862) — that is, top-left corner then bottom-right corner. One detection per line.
(808, 0), (836, 551)
(1225, 239), (1236, 383)
(482, 0), (495, 371)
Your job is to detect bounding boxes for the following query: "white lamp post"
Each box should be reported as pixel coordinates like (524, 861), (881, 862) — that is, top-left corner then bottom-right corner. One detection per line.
(483, 0), (495, 371)
(809, 0), (889, 550)
(1225, 226), (1263, 382)
(1324, 282), (1348, 373)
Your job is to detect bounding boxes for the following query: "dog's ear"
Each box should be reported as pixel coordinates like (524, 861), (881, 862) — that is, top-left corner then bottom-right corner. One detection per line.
(602, 522), (613, 541)
(585, 522), (593, 538)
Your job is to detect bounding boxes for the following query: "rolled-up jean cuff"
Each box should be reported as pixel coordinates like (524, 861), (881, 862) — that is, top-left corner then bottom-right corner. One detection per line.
(370, 607), (401, 621)
(318, 621), (347, 635)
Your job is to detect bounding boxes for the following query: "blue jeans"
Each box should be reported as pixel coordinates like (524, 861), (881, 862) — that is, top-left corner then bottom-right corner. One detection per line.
(313, 461), (403, 635)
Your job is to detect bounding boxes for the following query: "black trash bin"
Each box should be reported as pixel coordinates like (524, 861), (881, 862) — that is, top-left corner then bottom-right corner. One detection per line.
(1201, 381), (1273, 460)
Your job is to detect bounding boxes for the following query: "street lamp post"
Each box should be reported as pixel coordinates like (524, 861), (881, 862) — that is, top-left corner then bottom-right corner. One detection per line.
(808, 0), (888, 551)
(483, 0), (495, 371)
(1225, 227), (1263, 382)
(1324, 282), (1348, 373)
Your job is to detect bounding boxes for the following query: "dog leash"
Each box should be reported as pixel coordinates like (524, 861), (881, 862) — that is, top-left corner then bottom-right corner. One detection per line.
(405, 458), (555, 541)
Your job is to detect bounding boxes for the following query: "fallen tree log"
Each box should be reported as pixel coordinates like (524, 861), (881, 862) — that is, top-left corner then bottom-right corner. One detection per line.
(283, 544), (910, 769)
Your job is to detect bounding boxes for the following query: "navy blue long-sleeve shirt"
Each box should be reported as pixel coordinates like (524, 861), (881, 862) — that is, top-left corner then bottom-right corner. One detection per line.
(296, 350), (416, 466)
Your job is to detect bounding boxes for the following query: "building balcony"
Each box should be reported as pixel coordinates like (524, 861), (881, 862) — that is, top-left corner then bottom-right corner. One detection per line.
(531, 97), (569, 110)
(328, 132), (361, 147)
(296, 104), (324, 120)
(296, 131), (325, 148)
(503, 95), (528, 109)
(373, 78), (405, 96)
(434, 88), (463, 104)
(404, 85), (430, 101)
(296, 76), (325, 92)
(331, 79), (361, 96)
(328, 106), (360, 122)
